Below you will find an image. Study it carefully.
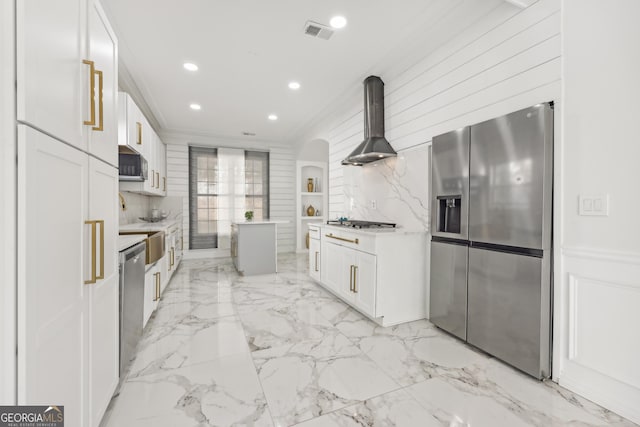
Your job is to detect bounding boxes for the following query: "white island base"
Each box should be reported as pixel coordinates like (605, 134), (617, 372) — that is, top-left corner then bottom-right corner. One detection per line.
(230, 221), (287, 275)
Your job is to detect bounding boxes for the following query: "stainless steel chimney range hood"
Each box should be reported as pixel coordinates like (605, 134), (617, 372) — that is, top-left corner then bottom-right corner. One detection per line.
(342, 75), (397, 166)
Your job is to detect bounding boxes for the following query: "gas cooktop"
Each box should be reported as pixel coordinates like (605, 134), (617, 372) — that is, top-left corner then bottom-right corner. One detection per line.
(326, 220), (396, 229)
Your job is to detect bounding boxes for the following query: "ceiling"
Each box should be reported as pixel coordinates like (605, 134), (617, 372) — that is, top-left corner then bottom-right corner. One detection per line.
(102, 0), (504, 143)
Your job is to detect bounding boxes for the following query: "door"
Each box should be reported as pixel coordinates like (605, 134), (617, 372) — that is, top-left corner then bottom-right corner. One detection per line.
(16, 0), (85, 148)
(431, 127), (470, 240)
(18, 125), (87, 427)
(87, 157), (119, 426)
(429, 240), (468, 340)
(87, 2), (118, 167)
(353, 251), (376, 317)
(469, 104), (553, 249)
(309, 238), (320, 281)
(467, 247), (549, 378)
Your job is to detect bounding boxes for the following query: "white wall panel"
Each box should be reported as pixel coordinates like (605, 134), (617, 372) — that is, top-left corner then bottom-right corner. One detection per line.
(560, 247), (640, 424)
(297, 0), (561, 223)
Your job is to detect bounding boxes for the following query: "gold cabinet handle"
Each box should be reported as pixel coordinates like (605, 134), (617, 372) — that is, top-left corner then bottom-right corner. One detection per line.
(97, 220), (105, 280)
(136, 122), (142, 144)
(85, 220), (97, 284)
(83, 60), (96, 126)
(314, 251), (319, 272)
(349, 265), (354, 292)
(163, 176), (166, 191)
(154, 272), (160, 301)
(325, 233), (359, 244)
(156, 171), (160, 188)
(92, 69), (104, 131)
(171, 247), (175, 267)
(353, 265), (358, 293)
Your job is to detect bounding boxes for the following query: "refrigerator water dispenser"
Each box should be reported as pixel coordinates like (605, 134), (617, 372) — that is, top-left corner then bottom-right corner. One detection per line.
(437, 196), (462, 234)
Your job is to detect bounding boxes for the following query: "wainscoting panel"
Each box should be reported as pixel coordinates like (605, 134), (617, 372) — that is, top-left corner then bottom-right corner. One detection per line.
(559, 247), (640, 424)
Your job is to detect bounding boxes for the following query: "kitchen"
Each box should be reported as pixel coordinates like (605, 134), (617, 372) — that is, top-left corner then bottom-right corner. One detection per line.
(1, 0), (639, 426)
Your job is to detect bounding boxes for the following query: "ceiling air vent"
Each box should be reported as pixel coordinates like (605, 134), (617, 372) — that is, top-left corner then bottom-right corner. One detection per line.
(303, 21), (334, 40)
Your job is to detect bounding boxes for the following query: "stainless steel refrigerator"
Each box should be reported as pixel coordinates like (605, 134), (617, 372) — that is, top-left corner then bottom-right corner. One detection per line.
(430, 103), (553, 379)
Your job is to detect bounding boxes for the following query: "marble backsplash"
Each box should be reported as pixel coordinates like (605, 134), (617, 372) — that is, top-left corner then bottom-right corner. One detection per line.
(342, 143), (430, 231)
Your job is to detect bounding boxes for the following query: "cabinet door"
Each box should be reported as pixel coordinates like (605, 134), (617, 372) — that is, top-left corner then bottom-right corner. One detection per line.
(87, 2), (118, 167)
(87, 157), (119, 426)
(146, 129), (158, 194)
(309, 238), (321, 281)
(158, 140), (167, 196)
(143, 265), (158, 328)
(353, 252), (377, 317)
(18, 125), (87, 427)
(322, 242), (345, 296)
(17, 0), (85, 148)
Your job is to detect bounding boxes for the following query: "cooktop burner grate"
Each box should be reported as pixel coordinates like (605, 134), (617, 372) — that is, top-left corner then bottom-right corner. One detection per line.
(326, 220), (396, 229)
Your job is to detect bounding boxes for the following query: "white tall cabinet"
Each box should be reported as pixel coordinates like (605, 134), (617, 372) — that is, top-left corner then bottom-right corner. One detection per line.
(15, 1), (119, 425)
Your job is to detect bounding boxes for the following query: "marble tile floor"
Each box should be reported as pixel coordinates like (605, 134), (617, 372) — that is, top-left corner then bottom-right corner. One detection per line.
(101, 254), (637, 427)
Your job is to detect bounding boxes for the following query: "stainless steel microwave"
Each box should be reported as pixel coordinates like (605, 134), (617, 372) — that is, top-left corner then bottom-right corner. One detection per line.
(119, 153), (148, 182)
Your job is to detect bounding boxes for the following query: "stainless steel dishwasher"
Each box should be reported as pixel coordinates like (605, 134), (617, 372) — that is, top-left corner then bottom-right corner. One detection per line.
(119, 241), (146, 377)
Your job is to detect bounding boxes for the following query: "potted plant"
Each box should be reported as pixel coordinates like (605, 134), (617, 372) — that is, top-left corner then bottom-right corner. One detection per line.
(244, 211), (254, 221)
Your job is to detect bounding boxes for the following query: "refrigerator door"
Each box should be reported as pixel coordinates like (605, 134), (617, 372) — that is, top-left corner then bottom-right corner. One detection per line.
(431, 127), (470, 240)
(429, 239), (468, 340)
(467, 246), (550, 378)
(469, 104), (553, 250)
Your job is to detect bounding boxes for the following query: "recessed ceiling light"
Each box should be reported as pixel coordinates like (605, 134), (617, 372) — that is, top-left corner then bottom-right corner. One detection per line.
(268, 114), (278, 121)
(288, 81), (301, 90)
(190, 103), (201, 110)
(183, 62), (198, 71)
(329, 16), (347, 29)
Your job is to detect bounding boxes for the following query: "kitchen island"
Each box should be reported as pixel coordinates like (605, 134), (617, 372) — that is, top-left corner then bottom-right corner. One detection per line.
(230, 220), (288, 275)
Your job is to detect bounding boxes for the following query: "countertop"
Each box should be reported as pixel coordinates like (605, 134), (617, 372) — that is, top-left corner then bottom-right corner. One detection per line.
(321, 223), (427, 236)
(118, 234), (147, 252)
(119, 219), (179, 233)
(232, 220), (290, 225)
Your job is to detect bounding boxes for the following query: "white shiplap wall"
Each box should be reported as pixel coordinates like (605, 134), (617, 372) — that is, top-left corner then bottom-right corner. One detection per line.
(296, 0), (561, 220)
(161, 133), (295, 253)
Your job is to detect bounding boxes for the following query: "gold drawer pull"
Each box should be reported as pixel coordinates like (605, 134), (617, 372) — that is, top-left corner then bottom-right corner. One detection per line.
(85, 220), (97, 284)
(353, 265), (358, 293)
(136, 122), (142, 144)
(83, 60), (96, 126)
(325, 233), (359, 244)
(92, 69), (104, 131)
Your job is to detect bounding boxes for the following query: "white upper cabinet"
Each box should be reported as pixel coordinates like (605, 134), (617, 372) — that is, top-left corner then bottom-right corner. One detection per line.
(119, 93), (167, 196)
(16, 0), (85, 148)
(86, 2), (118, 166)
(17, 0), (118, 167)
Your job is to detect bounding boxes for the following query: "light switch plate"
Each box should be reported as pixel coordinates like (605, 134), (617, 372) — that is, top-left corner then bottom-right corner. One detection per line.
(579, 194), (609, 216)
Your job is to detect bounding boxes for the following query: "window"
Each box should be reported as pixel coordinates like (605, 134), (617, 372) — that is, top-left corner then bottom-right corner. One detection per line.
(244, 151), (269, 220)
(188, 146), (269, 250)
(189, 146), (218, 249)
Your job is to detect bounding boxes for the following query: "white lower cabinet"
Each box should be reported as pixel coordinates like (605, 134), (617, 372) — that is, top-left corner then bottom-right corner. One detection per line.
(143, 263), (161, 328)
(314, 225), (427, 327)
(87, 157), (119, 427)
(18, 126), (88, 427)
(18, 125), (118, 426)
(322, 242), (377, 318)
(309, 237), (321, 282)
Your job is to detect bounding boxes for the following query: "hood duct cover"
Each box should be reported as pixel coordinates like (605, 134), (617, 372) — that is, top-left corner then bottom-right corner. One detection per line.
(342, 75), (397, 166)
